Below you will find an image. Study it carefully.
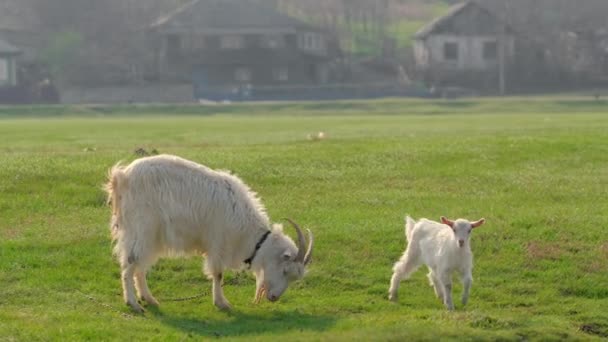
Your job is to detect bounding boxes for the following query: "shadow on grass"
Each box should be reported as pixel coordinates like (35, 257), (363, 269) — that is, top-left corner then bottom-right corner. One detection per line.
(150, 307), (337, 338)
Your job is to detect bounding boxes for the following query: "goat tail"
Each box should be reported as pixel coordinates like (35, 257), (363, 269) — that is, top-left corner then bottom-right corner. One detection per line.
(103, 163), (128, 241)
(404, 215), (416, 242)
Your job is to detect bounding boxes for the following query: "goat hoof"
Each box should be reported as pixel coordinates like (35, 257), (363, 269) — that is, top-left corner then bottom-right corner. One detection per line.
(214, 300), (232, 311)
(143, 296), (160, 306)
(127, 301), (145, 313)
(388, 293), (398, 302)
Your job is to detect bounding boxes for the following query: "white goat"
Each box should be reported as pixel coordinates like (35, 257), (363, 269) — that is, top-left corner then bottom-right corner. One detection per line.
(388, 215), (485, 310)
(104, 154), (313, 313)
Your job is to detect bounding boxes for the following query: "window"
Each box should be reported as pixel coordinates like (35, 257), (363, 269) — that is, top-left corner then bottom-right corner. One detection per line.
(536, 50), (545, 63)
(181, 35), (206, 51)
(306, 35), (314, 49)
(315, 35), (325, 50)
(167, 34), (181, 55)
(191, 35), (206, 50)
(221, 35), (244, 49)
(443, 42), (459, 61)
(0, 59), (7, 82)
(298, 33), (324, 51)
(312, 34), (321, 50)
(272, 67), (288, 81)
(483, 41), (497, 60)
(235, 67), (252, 82)
(261, 35), (284, 49)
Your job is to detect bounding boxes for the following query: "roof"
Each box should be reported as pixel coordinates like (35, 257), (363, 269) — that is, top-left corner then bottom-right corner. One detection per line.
(0, 0), (38, 32)
(0, 38), (21, 55)
(151, 0), (316, 34)
(414, 1), (513, 39)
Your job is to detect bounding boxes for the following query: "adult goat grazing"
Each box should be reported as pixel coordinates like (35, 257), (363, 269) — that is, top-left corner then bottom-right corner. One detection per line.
(104, 154), (313, 313)
(388, 215), (485, 310)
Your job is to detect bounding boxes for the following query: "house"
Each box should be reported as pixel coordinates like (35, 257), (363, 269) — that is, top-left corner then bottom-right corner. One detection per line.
(412, 1), (608, 92)
(0, 1), (41, 62)
(413, 1), (516, 89)
(0, 2), (61, 104)
(0, 39), (20, 86)
(147, 0), (337, 100)
(560, 28), (608, 82)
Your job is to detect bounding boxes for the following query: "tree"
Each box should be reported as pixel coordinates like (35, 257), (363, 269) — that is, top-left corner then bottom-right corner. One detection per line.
(27, 0), (186, 85)
(39, 31), (83, 82)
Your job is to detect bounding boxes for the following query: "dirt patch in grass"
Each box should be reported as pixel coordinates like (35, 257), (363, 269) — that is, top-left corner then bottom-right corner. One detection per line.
(525, 241), (563, 261)
(580, 323), (608, 338)
(583, 261), (606, 273)
(600, 243), (608, 259)
(559, 286), (608, 299)
(582, 243), (608, 273)
(524, 240), (589, 266)
(0, 227), (22, 240)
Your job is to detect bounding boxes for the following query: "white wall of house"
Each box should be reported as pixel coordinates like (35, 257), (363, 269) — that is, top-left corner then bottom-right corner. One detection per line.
(0, 58), (8, 84)
(414, 40), (430, 68)
(416, 35), (514, 71)
(0, 56), (17, 86)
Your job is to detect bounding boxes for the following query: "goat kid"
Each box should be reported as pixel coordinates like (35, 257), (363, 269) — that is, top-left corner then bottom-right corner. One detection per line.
(388, 215), (485, 310)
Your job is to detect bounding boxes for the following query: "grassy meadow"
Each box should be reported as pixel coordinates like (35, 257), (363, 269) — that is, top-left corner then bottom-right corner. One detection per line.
(1, 98), (607, 340)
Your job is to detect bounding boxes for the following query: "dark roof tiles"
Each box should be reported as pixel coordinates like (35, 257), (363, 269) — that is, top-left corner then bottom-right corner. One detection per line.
(152, 0), (314, 32)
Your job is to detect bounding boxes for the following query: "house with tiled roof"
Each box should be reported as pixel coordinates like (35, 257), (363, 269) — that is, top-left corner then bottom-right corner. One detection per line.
(0, 0), (41, 62)
(147, 0), (338, 99)
(414, 0), (608, 91)
(413, 1), (520, 90)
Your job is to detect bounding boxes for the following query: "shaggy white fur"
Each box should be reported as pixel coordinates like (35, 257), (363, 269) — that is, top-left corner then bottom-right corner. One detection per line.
(105, 154), (312, 313)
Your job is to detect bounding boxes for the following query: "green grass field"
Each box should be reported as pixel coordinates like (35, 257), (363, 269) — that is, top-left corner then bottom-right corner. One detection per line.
(1, 98), (607, 340)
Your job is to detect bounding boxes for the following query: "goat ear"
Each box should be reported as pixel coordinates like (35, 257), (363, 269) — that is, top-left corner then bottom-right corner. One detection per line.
(441, 216), (455, 228)
(471, 218), (486, 229)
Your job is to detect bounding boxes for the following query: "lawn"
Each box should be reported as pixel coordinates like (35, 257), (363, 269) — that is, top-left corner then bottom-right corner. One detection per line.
(1, 98), (607, 340)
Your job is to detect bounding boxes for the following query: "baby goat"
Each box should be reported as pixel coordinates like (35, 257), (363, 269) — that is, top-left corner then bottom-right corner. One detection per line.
(388, 215), (485, 310)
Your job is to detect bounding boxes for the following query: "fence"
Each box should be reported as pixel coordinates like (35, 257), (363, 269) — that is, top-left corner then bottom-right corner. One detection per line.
(60, 83), (195, 104)
(59, 82), (433, 105)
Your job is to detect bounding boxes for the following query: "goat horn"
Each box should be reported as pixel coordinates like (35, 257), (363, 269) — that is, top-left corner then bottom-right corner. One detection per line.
(303, 228), (313, 266)
(284, 218), (306, 262)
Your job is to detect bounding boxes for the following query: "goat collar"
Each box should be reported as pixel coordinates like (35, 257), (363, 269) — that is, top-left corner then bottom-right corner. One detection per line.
(244, 230), (271, 268)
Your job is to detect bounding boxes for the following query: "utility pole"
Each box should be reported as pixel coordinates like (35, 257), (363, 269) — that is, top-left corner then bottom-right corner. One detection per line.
(498, 0), (511, 96)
